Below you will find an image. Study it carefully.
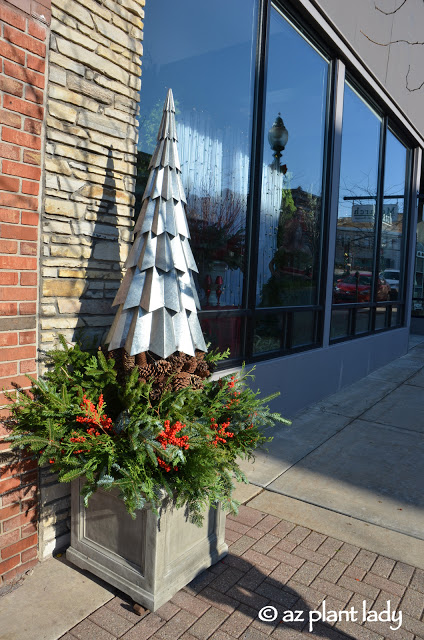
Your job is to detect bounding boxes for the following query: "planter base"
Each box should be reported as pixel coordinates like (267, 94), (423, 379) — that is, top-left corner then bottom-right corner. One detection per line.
(66, 480), (228, 611)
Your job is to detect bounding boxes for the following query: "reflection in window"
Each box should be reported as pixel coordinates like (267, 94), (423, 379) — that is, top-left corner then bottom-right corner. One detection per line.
(257, 7), (329, 308)
(332, 85), (381, 306)
(380, 130), (408, 302)
(136, 0), (256, 322)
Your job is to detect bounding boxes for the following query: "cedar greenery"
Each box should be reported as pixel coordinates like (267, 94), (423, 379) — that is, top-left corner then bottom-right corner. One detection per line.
(4, 336), (290, 525)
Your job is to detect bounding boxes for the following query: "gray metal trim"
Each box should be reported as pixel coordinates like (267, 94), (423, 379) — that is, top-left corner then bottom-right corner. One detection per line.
(405, 147), (422, 323)
(322, 59), (346, 346)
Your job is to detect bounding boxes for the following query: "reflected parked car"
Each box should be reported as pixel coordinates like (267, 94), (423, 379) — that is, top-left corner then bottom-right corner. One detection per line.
(333, 271), (391, 303)
(381, 269), (400, 299)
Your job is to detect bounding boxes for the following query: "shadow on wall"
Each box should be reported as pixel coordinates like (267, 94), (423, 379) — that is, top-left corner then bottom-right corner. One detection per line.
(73, 147), (127, 348)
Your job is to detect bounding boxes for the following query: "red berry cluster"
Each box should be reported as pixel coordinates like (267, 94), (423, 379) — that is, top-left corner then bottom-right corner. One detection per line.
(76, 394), (113, 437)
(157, 420), (189, 450)
(156, 420), (189, 473)
(210, 417), (234, 447)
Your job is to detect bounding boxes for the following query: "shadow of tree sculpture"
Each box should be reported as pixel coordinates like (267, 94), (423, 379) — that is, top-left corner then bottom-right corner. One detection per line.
(74, 146), (125, 348)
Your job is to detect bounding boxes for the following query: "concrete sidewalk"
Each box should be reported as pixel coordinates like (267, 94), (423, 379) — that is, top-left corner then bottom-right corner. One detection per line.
(1, 336), (424, 640)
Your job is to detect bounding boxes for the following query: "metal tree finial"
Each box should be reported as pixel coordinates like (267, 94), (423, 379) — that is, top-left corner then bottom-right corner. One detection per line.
(106, 88), (207, 359)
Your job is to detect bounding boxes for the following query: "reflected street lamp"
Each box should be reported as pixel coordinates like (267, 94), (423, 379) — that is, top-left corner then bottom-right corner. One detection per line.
(268, 113), (288, 173)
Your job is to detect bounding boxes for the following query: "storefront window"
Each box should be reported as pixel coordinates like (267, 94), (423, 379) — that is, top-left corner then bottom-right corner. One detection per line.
(332, 84), (381, 307)
(380, 130), (408, 303)
(257, 7), (329, 309)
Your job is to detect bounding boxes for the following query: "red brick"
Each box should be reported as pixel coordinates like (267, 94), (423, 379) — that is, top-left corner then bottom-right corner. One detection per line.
(2, 161), (40, 181)
(1, 193), (38, 210)
(0, 362), (18, 377)
(23, 118), (42, 135)
(21, 522), (37, 537)
(2, 556), (39, 583)
(2, 514), (34, 539)
(34, 0), (51, 10)
(0, 345), (36, 362)
(0, 503), (21, 523)
(4, 25), (46, 57)
(0, 41), (26, 65)
(20, 241), (38, 254)
(0, 256), (36, 270)
(1, 485), (37, 506)
(3, 0), (31, 14)
(21, 181), (39, 196)
(0, 109), (21, 128)
(0, 476), (21, 495)
(21, 545), (37, 563)
(3, 95), (43, 120)
(0, 143), (20, 161)
(1, 533), (37, 559)
(23, 150), (40, 165)
(25, 85), (43, 104)
(3, 95), (44, 121)
(0, 240), (18, 254)
(0, 4), (26, 30)
(0, 529), (21, 560)
(0, 176), (19, 192)
(20, 273), (36, 286)
(28, 19), (47, 41)
(0, 333), (18, 347)
(4, 61), (45, 90)
(2, 128), (41, 151)
(0, 273), (18, 285)
(26, 54), (45, 74)
(21, 211), (39, 225)
(1, 225), (37, 241)
(20, 359), (36, 373)
(0, 302), (18, 316)
(19, 302), (36, 315)
(0, 287), (37, 300)
(0, 76), (23, 97)
(31, 2), (51, 26)
(0, 554), (20, 574)
(0, 209), (20, 223)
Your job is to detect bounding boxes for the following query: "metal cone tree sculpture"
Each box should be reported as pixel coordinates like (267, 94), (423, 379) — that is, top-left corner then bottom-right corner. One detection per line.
(106, 89), (206, 359)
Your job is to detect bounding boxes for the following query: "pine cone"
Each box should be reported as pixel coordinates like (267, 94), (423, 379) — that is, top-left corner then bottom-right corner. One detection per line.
(194, 361), (210, 379)
(182, 356), (198, 374)
(172, 372), (192, 390)
(122, 350), (135, 374)
(135, 352), (147, 367)
(167, 353), (186, 375)
(149, 388), (162, 403)
(155, 360), (172, 375)
(190, 375), (204, 390)
(195, 350), (206, 362)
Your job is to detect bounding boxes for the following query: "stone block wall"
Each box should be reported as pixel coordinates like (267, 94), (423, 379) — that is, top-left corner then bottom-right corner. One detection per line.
(0, 0), (50, 586)
(40, 0), (144, 349)
(37, 0), (144, 557)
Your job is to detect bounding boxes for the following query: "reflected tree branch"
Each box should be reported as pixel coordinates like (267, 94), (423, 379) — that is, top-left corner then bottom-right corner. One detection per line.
(375, 0), (408, 15)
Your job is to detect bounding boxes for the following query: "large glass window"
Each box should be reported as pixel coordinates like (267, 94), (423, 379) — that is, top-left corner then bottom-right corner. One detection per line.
(252, 6), (329, 356)
(136, 0), (257, 355)
(331, 83), (410, 340)
(257, 8), (329, 309)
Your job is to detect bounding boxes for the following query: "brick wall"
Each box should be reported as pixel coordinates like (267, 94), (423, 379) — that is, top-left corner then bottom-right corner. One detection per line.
(0, 0), (50, 587)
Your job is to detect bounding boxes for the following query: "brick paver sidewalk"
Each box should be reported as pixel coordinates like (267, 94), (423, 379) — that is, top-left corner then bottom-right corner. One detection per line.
(60, 505), (424, 640)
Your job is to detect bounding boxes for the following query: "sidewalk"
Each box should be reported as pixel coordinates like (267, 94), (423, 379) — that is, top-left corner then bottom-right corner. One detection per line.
(1, 337), (424, 640)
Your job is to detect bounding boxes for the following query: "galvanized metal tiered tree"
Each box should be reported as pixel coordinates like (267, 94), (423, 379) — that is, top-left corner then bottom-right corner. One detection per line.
(105, 89), (210, 397)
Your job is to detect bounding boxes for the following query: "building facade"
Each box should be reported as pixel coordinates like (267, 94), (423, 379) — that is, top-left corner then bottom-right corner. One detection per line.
(0, 0), (423, 584)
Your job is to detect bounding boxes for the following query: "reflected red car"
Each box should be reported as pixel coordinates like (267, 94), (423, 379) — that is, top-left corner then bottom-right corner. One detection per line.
(333, 271), (391, 303)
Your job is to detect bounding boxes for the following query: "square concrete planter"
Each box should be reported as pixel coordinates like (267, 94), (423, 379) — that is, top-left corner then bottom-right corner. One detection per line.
(66, 479), (228, 611)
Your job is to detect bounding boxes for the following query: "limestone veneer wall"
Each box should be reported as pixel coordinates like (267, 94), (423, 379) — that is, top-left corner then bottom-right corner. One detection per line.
(38, 0), (144, 557)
